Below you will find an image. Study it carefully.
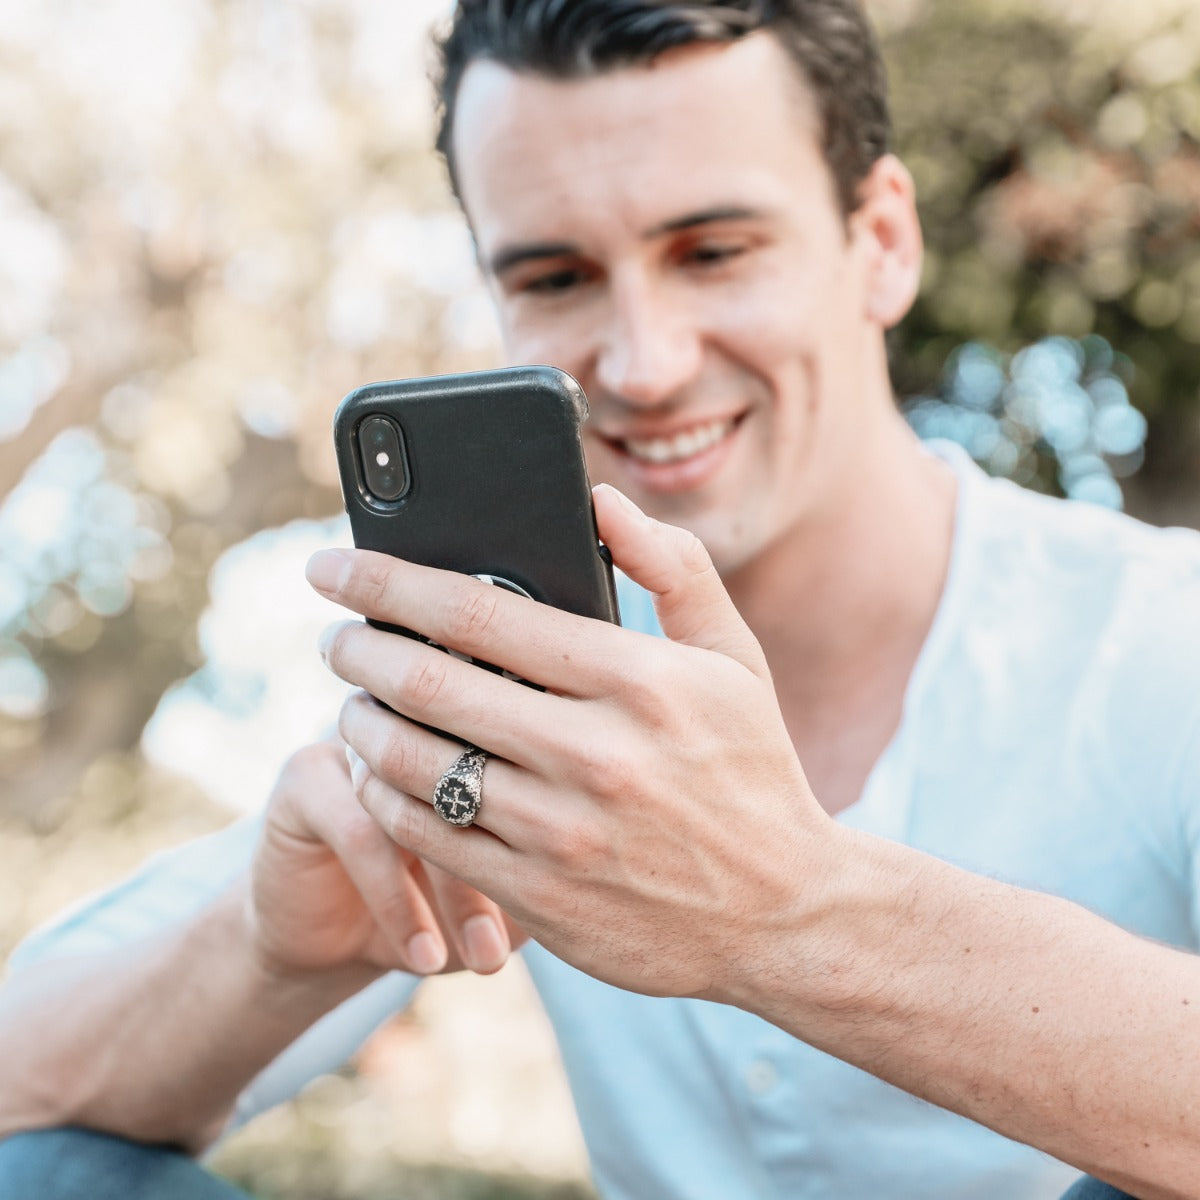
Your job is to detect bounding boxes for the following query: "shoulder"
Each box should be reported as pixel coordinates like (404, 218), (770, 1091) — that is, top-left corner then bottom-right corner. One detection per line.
(961, 459), (1200, 789)
(946, 444), (1200, 642)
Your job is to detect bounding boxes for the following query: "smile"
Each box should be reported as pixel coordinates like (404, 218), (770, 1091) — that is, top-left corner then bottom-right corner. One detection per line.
(620, 417), (737, 465)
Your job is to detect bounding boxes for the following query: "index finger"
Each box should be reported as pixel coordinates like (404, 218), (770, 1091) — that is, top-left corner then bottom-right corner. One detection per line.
(306, 547), (637, 696)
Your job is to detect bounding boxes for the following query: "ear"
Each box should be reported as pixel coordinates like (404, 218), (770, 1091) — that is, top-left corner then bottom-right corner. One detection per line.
(849, 154), (923, 329)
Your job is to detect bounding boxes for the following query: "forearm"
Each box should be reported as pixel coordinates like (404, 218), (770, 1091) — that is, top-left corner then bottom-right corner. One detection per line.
(732, 827), (1200, 1200)
(0, 878), (381, 1153)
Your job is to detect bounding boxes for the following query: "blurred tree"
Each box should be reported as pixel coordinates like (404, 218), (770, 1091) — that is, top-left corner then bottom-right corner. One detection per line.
(878, 0), (1200, 521)
(0, 2), (496, 824)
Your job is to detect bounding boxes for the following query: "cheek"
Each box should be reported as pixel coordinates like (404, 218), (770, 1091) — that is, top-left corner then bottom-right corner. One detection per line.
(699, 267), (827, 372)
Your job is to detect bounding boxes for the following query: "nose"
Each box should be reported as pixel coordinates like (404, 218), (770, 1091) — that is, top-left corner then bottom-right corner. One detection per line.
(593, 274), (703, 407)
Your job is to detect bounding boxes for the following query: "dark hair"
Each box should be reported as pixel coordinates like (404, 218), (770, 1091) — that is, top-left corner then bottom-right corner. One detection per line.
(432, 0), (891, 216)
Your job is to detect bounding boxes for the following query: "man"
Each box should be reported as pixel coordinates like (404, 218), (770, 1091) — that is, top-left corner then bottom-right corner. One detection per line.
(1, 2), (1196, 1197)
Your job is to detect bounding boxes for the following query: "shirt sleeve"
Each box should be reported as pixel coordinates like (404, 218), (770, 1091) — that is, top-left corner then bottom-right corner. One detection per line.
(5, 814), (421, 1135)
(7, 816), (263, 970)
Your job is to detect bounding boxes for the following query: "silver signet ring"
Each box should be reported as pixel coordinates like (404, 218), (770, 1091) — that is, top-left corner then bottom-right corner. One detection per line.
(432, 746), (488, 827)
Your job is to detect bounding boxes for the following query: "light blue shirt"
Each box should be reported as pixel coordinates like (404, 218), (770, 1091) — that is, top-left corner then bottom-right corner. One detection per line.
(12, 443), (1200, 1198)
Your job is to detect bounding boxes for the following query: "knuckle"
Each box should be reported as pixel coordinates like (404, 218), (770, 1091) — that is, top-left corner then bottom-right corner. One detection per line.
(674, 525), (714, 578)
(594, 752), (644, 806)
(388, 795), (435, 854)
(281, 742), (327, 779)
(440, 585), (503, 648)
(625, 652), (669, 705)
(374, 886), (421, 933)
(376, 735), (418, 788)
(356, 557), (394, 611)
(275, 743), (334, 796)
(338, 809), (380, 859)
(549, 819), (608, 873)
(572, 739), (616, 791)
(406, 654), (451, 711)
(615, 655), (675, 730)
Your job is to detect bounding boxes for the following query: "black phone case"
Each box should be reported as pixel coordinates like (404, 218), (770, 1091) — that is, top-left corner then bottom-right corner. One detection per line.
(333, 365), (620, 637)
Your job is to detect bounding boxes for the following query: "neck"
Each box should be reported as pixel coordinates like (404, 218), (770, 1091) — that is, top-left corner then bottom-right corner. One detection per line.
(724, 414), (957, 725)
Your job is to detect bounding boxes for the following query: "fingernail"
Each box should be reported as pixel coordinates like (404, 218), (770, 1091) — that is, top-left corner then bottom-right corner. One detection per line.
(317, 621), (347, 661)
(346, 748), (370, 790)
(406, 931), (447, 975)
(306, 549), (352, 594)
(598, 483), (649, 524)
(462, 914), (508, 973)
(318, 623), (335, 659)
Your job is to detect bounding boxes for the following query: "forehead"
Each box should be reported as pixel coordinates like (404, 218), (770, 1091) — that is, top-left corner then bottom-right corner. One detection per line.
(451, 33), (835, 252)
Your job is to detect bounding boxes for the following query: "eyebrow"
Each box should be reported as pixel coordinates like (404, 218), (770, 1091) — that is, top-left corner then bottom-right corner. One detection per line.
(485, 205), (765, 277)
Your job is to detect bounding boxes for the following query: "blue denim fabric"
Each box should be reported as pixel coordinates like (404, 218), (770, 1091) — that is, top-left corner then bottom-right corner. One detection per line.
(0, 1127), (251, 1199)
(0, 1127), (1142, 1200)
(1059, 1177), (1138, 1200)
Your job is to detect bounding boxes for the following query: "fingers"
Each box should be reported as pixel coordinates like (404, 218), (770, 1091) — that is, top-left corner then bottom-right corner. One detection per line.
(333, 739), (514, 972)
(328, 810), (509, 976)
(339, 831), (449, 975)
(319, 624), (569, 770)
(416, 860), (513, 975)
(339, 690), (538, 845)
(592, 484), (768, 676)
(306, 548), (631, 696)
(346, 749), (519, 913)
(279, 740), (515, 975)
(274, 768), (448, 974)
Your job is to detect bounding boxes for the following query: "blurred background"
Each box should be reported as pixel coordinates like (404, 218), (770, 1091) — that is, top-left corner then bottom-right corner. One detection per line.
(1, 0), (1198, 1196)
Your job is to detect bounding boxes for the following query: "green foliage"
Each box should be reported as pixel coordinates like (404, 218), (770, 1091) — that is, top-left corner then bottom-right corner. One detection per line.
(880, 0), (1200, 504)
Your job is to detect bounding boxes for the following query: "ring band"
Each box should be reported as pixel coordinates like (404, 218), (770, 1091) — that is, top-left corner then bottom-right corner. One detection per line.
(432, 746), (488, 827)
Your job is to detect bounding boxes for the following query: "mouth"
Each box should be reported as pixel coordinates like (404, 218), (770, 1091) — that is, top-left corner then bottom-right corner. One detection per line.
(599, 414), (744, 494)
(613, 416), (739, 465)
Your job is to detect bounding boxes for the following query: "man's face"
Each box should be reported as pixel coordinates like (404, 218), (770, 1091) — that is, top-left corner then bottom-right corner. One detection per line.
(453, 34), (894, 576)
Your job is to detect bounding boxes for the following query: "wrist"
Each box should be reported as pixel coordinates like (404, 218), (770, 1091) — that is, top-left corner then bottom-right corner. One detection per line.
(219, 878), (384, 1012)
(714, 823), (927, 1024)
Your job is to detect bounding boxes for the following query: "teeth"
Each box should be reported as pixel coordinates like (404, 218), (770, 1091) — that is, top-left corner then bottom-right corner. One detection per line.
(624, 418), (733, 464)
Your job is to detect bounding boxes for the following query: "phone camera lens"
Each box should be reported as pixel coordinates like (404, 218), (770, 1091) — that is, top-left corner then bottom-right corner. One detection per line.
(357, 416), (408, 502)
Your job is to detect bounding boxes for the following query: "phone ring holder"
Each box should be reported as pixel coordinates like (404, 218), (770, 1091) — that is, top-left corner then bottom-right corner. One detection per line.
(470, 574), (533, 600)
(430, 574), (534, 685)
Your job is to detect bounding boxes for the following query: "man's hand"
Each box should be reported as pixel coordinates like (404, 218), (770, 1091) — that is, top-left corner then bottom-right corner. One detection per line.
(0, 740), (525, 1153)
(306, 483), (829, 1002)
(250, 738), (526, 981)
(306, 487), (1200, 1199)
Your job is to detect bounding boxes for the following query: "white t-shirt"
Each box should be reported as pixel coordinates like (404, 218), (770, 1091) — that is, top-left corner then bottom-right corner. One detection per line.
(13, 442), (1200, 1198)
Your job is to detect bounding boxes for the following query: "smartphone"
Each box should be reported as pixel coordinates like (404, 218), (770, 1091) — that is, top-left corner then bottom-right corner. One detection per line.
(333, 365), (620, 671)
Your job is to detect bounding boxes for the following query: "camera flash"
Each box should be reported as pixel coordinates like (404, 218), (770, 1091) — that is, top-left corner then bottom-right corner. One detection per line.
(375, 452), (390, 466)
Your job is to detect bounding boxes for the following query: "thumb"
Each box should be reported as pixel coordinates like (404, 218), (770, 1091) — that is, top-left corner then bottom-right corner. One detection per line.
(593, 484), (768, 675)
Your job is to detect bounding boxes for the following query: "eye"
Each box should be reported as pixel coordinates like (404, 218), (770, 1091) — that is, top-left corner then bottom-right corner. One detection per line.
(677, 238), (751, 270)
(691, 243), (740, 262)
(521, 266), (591, 294)
(500, 259), (598, 299)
